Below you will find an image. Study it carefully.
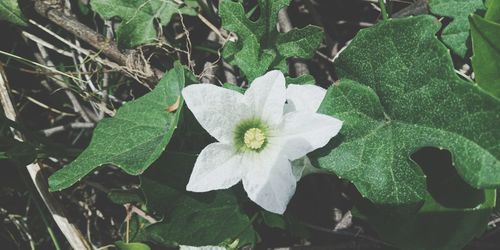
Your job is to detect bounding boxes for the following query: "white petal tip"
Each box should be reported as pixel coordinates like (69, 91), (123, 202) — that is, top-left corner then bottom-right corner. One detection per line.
(267, 70), (284, 76)
(246, 187), (293, 215)
(186, 182), (205, 193)
(329, 118), (344, 136)
(253, 70), (285, 86)
(267, 207), (286, 215)
(258, 202), (287, 214)
(248, 193), (287, 214)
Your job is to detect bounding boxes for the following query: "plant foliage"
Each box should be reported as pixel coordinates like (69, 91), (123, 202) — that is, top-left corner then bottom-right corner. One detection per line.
(220, 0), (323, 81)
(49, 63), (189, 191)
(0, 0), (499, 249)
(91, 0), (198, 48)
(470, 1), (500, 98)
(312, 15), (500, 207)
(140, 152), (257, 248)
(0, 0), (27, 26)
(429, 0), (484, 57)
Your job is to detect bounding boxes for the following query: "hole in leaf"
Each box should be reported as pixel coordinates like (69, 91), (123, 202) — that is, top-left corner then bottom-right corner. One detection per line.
(411, 147), (485, 209)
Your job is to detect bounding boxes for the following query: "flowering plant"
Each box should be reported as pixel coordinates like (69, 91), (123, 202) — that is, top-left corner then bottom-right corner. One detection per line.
(182, 70), (342, 214)
(2, 0), (497, 249)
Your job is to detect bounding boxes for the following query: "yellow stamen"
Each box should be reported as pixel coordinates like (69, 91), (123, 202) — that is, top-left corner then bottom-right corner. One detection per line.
(244, 128), (266, 150)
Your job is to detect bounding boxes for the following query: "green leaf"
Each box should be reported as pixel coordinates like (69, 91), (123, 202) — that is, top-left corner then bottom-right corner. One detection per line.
(357, 191), (495, 250)
(355, 148), (496, 250)
(91, 0), (198, 48)
(429, 0), (484, 57)
(276, 25), (323, 59)
(120, 214), (151, 243)
(115, 241), (151, 250)
(485, 0), (500, 23)
(0, 0), (27, 27)
(108, 189), (144, 205)
(220, 0), (323, 81)
(140, 152), (257, 248)
(312, 15), (500, 206)
(470, 14), (500, 98)
(223, 83), (245, 94)
(48, 63), (188, 191)
(259, 211), (310, 238)
(260, 211), (287, 229)
(77, 0), (91, 16)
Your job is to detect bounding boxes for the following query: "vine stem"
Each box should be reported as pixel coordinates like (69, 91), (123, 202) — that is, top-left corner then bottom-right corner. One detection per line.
(125, 219), (130, 244)
(378, 0), (389, 20)
(227, 212), (260, 248)
(28, 186), (62, 250)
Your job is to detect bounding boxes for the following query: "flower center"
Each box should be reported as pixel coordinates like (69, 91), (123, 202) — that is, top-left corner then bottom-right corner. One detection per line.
(234, 118), (269, 152)
(244, 128), (266, 150)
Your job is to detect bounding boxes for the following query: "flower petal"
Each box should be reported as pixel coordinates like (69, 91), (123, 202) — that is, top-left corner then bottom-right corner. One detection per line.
(186, 143), (243, 192)
(243, 70), (286, 126)
(285, 84), (327, 113)
(278, 111), (343, 160)
(291, 156), (313, 181)
(182, 84), (244, 143)
(242, 147), (296, 214)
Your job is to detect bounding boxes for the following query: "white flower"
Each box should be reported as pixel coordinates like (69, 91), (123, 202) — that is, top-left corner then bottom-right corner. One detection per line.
(182, 70), (342, 214)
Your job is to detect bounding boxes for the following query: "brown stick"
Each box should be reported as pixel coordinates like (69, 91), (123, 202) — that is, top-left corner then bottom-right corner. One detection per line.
(32, 0), (160, 85)
(0, 65), (92, 250)
(33, 0), (127, 65)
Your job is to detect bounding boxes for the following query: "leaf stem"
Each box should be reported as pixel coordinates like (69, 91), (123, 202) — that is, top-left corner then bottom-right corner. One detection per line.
(18, 168), (62, 250)
(378, 0), (389, 20)
(227, 212), (259, 247)
(30, 194), (62, 250)
(125, 217), (130, 244)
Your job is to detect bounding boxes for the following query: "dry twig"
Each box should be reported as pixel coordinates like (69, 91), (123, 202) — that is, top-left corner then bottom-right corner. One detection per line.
(31, 0), (162, 86)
